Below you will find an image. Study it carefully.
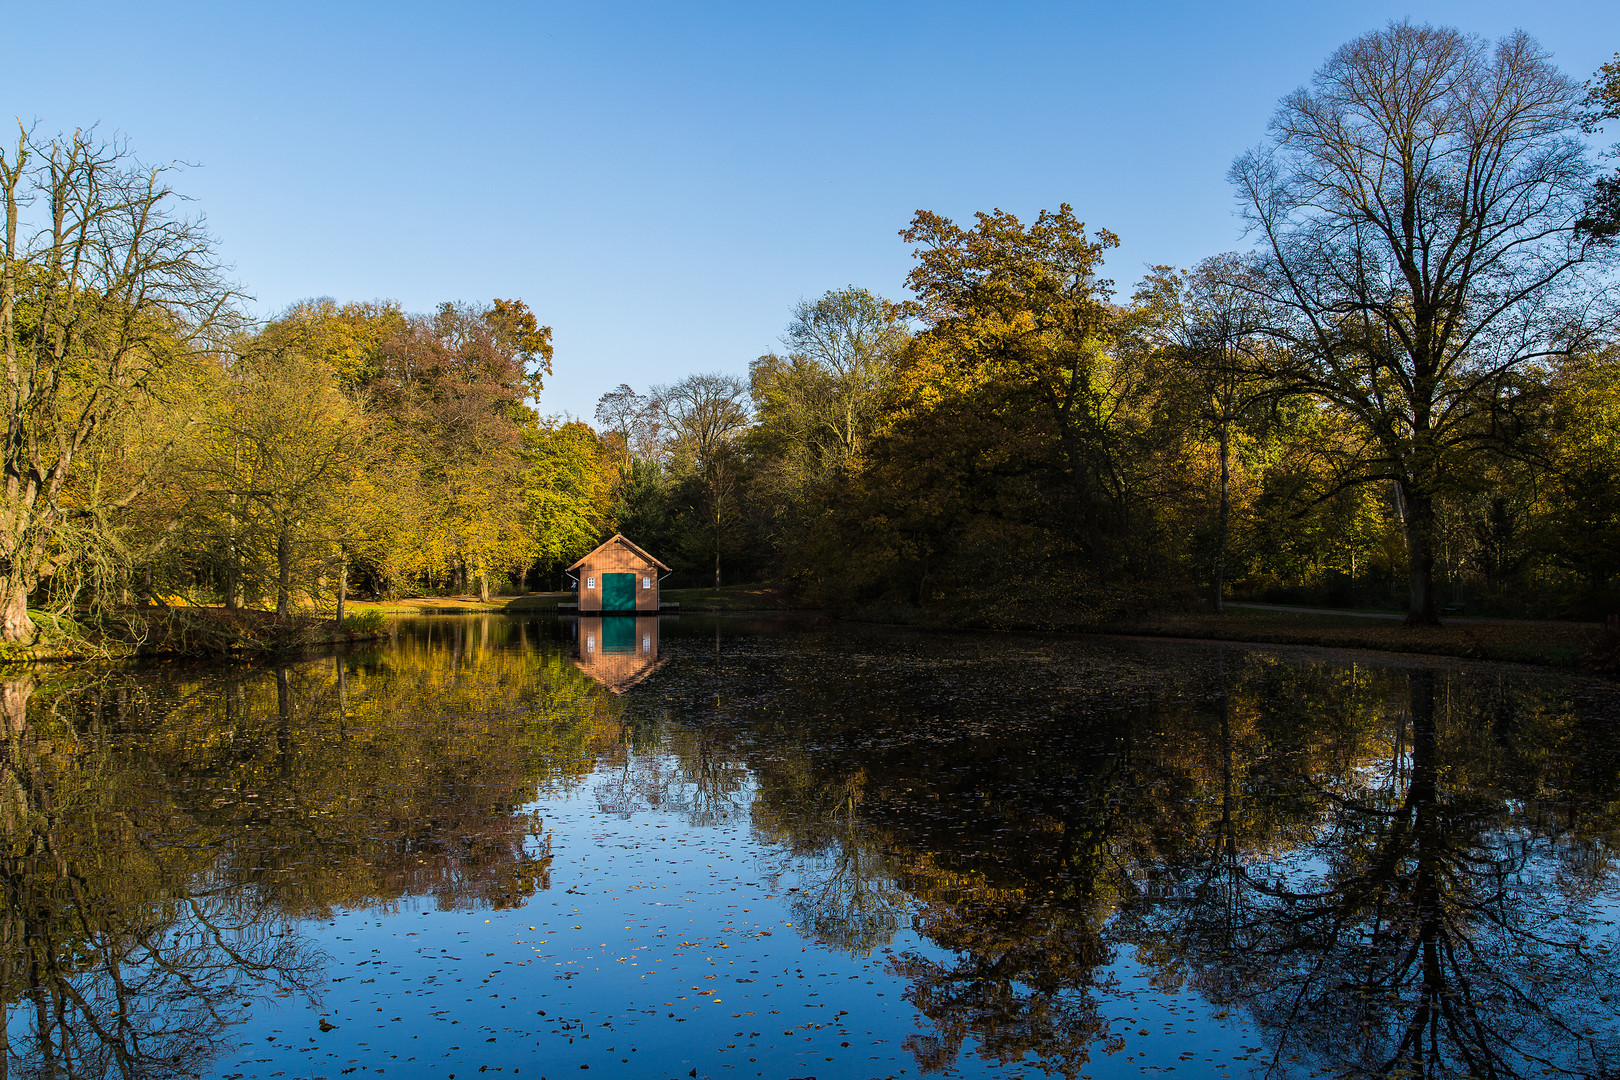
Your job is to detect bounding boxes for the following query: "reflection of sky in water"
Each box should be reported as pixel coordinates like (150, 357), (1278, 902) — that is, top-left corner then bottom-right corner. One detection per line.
(218, 751), (1262, 1079)
(7, 616), (1620, 1079)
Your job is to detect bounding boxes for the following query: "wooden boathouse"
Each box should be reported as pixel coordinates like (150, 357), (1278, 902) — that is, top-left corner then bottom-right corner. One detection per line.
(573, 615), (667, 693)
(566, 534), (670, 613)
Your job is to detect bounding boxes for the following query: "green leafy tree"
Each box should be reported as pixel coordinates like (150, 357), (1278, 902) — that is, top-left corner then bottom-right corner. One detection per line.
(527, 418), (610, 571)
(748, 288), (907, 572)
(1579, 51), (1620, 238)
(753, 286), (908, 471)
(1535, 346), (1620, 613)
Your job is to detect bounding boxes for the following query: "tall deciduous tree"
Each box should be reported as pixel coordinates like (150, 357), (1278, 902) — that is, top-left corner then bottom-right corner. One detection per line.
(900, 206), (1169, 561)
(378, 300), (553, 600)
(1140, 256), (1274, 612)
(594, 384), (661, 473)
(750, 288), (909, 569)
(1538, 345), (1620, 612)
(0, 128), (234, 641)
(189, 347), (371, 617)
(526, 419), (610, 570)
(1231, 22), (1605, 622)
(655, 373), (750, 588)
(759, 286), (909, 469)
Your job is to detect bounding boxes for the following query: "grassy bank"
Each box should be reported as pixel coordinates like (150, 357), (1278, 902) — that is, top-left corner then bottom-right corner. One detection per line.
(0, 607), (388, 665)
(348, 584), (799, 616)
(0, 611), (96, 663)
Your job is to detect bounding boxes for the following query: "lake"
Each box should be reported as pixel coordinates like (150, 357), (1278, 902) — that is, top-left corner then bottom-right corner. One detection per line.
(5, 614), (1620, 1079)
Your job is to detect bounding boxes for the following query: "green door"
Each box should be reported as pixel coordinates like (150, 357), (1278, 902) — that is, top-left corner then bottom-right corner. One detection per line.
(602, 616), (636, 652)
(603, 573), (637, 612)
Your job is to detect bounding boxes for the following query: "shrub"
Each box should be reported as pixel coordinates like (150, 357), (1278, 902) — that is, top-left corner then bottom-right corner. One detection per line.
(342, 610), (386, 633)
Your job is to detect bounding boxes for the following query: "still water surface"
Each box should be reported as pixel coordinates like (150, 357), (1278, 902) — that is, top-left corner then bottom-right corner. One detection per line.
(6, 615), (1620, 1079)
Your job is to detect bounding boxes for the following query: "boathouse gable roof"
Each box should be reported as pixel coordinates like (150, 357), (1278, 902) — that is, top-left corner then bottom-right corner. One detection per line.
(566, 534), (671, 573)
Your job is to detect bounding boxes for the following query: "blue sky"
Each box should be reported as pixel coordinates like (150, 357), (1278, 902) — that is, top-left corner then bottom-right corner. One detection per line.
(4, 1), (1617, 420)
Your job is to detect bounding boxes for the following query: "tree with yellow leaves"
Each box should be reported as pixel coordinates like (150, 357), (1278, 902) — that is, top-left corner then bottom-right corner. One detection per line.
(0, 128), (237, 641)
(185, 342), (372, 616)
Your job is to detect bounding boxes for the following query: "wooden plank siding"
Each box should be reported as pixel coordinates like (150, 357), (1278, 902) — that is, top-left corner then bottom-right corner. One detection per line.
(573, 615), (665, 693)
(567, 534), (670, 614)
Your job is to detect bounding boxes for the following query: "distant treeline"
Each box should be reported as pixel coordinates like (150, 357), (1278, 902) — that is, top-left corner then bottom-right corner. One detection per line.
(596, 26), (1620, 625)
(2, 22), (1618, 641)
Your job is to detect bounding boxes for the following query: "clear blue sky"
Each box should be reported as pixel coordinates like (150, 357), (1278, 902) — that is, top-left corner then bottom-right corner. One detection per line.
(5, 1), (1617, 420)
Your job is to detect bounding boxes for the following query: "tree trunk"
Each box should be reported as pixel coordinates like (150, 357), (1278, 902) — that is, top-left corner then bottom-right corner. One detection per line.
(0, 674), (33, 738)
(225, 452), (242, 609)
(478, 572), (490, 603)
(275, 666), (292, 777)
(224, 522), (240, 609)
(1408, 667), (1437, 810)
(1214, 419), (1230, 614)
(276, 527), (293, 618)
(336, 554), (347, 625)
(0, 579), (34, 643)
(336, 653), (348, 729)
(1402, 485), (1439, 625)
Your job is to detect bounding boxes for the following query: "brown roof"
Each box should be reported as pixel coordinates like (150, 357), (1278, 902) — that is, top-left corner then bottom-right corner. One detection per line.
(566, 533), (672, 572)
(571, 655), (669, 694)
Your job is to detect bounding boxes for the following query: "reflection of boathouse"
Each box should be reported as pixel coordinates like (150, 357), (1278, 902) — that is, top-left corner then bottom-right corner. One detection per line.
(573, 615), (665, 693)
(566, 534), (669, 613)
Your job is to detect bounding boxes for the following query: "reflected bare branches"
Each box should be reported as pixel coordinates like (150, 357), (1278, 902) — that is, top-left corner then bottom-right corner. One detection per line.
(1143, 670), (1620, 1079)
(592, 722), (752, 829)
(1, 673), (323, 1078)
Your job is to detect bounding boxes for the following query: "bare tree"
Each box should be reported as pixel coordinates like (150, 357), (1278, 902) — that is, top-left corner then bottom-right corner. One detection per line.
(593, 383), (662, 471)
(0, 127), (235, 641)
(654, 373), (750, 587)
(1230, 22), (1607, 623)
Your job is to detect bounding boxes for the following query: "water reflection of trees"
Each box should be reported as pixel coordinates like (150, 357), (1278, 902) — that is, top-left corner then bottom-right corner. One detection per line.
(753, 770), (908, 956)
(731, 642), (1168, 1075)
(1, 618), (627, 1078)
(2, 672), (320, 1078)
(684, 637), (1620, 1079)
(10, 617), (1620, 1079)
(592, 719), (751, 827)
(1128, 668), (1620, 1079)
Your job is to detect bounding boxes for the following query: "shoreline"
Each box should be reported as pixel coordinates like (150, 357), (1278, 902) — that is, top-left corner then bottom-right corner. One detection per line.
(7, 593), (1611, 676)
(351, 591), (1614, 674)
